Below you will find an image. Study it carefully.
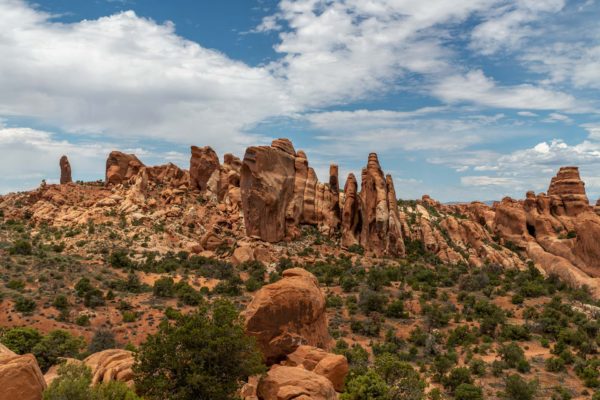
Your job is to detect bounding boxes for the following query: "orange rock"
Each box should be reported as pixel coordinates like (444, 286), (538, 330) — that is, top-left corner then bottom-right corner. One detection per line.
(256, 365), (337, 400)
(241, 140), (296, 242)
(244, 268), (330, 364)
(105, 151), (145, 185)
(284, 345), (348, 391)
(59, 155), (72, 184)
(190, 145), (220, 192)
(0, 345), (46, 400)
(83, 349), (134, 386)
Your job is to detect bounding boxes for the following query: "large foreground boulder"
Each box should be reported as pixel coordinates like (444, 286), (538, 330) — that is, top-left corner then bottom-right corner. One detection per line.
(244, 268), (330, 364)
(0, 344), (46, 400)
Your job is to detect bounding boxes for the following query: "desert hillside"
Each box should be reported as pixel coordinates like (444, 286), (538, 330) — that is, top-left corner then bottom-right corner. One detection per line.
(1, 138), (600, 400)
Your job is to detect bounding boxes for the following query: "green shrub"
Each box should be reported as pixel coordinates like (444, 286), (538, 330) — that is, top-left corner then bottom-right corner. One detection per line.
(455, 383), (484, 400)
(88, 329), (117, 353)
(0, 327), (42, 354)
(341, 370), (390, 400)
(546, 357), (566, 373)
(43, 363), (140, 400)
(14, 295), (36, 314)
(32, 330), (85, 372)
(443, 367), (473, 392)
(152, 277), (175, 297)
(134, 299), (265, 400)
(503, 374), (538, 400)
(9, 239), (32, 255)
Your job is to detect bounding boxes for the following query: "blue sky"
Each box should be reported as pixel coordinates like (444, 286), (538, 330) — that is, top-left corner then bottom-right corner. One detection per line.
(1, 0), (600, 202)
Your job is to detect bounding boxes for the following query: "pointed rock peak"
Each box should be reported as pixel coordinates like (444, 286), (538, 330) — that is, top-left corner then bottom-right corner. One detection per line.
(59, 155), (72, 184)
(367, 152), (380, 168)
(296, 150), (307, 159)
(329, 164), (339, 193)
(271, 138), (296, 156)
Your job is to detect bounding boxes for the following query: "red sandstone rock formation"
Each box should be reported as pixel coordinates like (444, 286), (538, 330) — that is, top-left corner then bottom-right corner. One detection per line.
(241, 139), (296, 242)
(105, 151), (145, 185)
(256, 365), (337, 400)
(244, 268), (330, 364)
(283, 345), (348, 391)
(356, 153), (404, 256)
(0, 344), (47, 400)
(341, 173), (360, 248)
(59, 155), (72, 184)
(548, 166), (590, 217)
(190, 145), (220, 193)
(83, 349), (134, 386)
(146, 163), (189, 188)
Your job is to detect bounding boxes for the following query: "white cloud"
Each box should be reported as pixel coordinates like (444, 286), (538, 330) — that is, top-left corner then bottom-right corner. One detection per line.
(544, 112), (573, 123)
(433, 70), (578, 110)
(518, 111), (538, 117)
(0, 0), (292, 154)
(461, 176), (517, 186)
(262, 0), (509, 107)
(470, 0), (565, 55)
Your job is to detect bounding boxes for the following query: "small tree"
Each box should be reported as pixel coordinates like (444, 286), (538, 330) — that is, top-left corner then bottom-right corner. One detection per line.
(504, 374), (538, 400)
(88, 329), (117, 353)
(341, 370), (390, 400)
(455, 383), (484, 400)
(0, 326), (42, 354)
(32, 330), (85, 372)
(134, 299), (265, 400)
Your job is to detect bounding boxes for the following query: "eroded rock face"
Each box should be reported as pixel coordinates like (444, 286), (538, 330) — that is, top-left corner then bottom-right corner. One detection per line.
(341, 173), (360, 248)
(548, 166), (590, 217)
(244, 268), (330, 364)
(106, 151), (145, 185)
(59, 155), (72, 184)
(146, 163), (189, 188)
(256, 365), (337, 400)
(190, 146), (220, 193)
(283, 346), (348, 392)
(83, 349), (134, 386)
(0, 344), (46, 400)
(241, 139), (296, 242)
(355, 153), (404, 256)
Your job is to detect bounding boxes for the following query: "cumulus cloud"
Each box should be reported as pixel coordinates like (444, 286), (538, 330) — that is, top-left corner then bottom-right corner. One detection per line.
(470, 0), (565, 55)
(0, 0), (292, 153)
(433, 70), (577, 110)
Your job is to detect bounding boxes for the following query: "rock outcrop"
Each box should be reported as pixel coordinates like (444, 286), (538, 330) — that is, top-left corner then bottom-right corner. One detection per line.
(241, 139), (296, 242)
(59, 155), (72, 184)
(0, 344), (46, 400)
(190, 145), (220, 193)
(340, 153), (405, 256)
(106, 151), (145, 185)
(548, 166), (589, 217)
(240, 139), (404, 256)
(283, 346), (348, 391)
(244, 268), (330, 364)
(256, 365), (337, 400)
(146, 163), (189, 188)
(83, 349), (134, 386)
